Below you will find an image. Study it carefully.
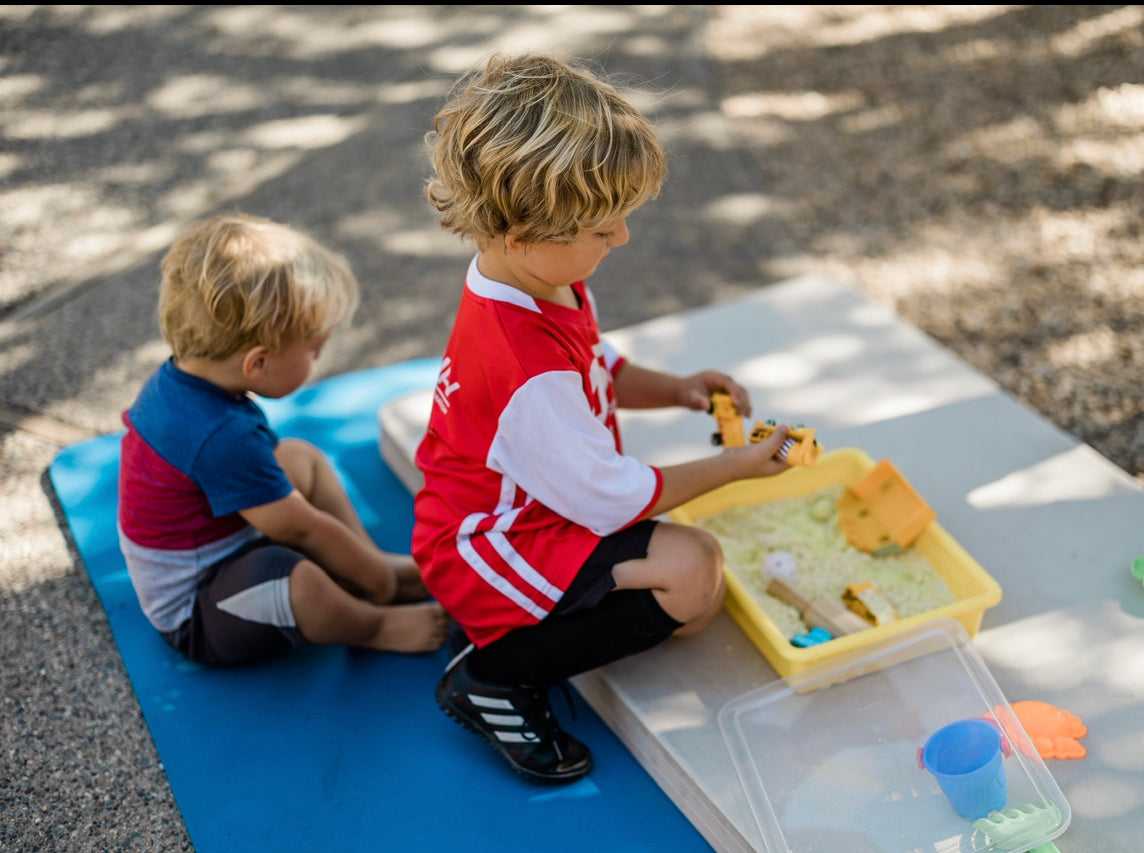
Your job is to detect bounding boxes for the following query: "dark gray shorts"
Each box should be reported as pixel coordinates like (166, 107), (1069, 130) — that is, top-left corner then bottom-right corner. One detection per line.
(162, 538), (309, 666)
(551, 519), (658, 617)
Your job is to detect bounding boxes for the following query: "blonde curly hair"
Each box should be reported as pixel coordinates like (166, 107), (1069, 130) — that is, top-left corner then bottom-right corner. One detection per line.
(425, 53), (667, 248)
(158, 213), (359, 361)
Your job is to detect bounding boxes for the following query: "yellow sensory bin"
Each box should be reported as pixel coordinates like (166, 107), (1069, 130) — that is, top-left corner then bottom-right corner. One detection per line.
(671, 448), (1002, 677)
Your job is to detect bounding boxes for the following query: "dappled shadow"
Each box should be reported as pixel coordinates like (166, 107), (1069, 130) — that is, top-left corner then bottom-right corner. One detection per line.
(8, 6), (1140, 476)
(4, 8), (1144, 850)
(0, 10), (744, 845)
(0, 5), (772, 434)
(704, 4), (1144, 476)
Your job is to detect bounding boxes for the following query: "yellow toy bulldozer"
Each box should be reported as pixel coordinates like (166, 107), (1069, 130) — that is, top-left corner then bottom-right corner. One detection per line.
(707, 391), (822, 467)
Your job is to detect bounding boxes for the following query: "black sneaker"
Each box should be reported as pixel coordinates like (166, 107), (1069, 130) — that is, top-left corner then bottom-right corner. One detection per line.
(435, 645), (593, 785)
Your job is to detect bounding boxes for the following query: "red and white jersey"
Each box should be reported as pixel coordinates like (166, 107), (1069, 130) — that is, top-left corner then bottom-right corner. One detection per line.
(412, 256), (662, 646)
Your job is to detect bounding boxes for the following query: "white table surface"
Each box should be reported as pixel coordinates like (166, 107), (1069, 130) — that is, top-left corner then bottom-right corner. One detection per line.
(380, 274), (1144, 852)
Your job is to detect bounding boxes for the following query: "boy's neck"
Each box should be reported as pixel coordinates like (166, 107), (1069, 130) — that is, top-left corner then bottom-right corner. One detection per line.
(174, 354), (251, 397)
(476, 249), (579, 309)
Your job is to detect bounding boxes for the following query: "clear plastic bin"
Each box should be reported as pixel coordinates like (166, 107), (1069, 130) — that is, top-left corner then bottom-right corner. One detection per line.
(718, 619), (1070, 853)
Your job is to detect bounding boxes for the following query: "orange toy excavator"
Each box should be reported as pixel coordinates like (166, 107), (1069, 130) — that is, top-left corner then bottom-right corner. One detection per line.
(707, 391), (822, 467)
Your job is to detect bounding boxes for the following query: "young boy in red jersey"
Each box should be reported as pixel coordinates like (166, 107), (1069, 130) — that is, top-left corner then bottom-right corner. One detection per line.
(413, 54), (792, 783)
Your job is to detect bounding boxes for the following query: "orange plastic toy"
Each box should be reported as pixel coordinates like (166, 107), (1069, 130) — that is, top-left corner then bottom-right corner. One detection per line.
(708, 391), (747, 447)
(835, 459), (935, 555)
(842, 581), (899, 626)
(1009, 700), (1087, 760)
(707, 392), (822, 467)
(750, 420), (822, 467)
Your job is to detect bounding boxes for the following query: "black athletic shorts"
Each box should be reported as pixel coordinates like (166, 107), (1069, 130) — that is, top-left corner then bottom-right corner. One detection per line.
(162, 538), (309, 666)
(550, 519), (658, 616)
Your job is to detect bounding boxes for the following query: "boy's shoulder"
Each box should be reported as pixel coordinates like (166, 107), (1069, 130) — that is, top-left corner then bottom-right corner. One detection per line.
(128, 360), (271, 461)
(134, 359), (244, 406)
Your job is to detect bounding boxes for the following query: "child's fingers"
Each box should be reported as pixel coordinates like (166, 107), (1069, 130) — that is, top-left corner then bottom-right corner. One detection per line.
(729, 385), (752, 418)
(700, 371), (753, 417)
(687, 387), (714, 411)
(715, 374), (752, 418)
(754, 422), (789, 455)
(724, 423), (790, 477)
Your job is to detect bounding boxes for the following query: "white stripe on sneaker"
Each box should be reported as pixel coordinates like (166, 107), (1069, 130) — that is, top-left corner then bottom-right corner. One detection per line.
(469, 694), (514, 710)
(444, 644), (474, 673)
(480, 713), (524, 726)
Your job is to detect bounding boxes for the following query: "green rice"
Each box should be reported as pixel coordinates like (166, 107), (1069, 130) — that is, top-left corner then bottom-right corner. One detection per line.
(692, 485), (956, 638)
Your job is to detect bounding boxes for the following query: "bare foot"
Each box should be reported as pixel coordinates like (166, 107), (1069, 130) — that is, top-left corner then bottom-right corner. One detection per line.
(384, 553), (432, 603)
(368, 601), (449, 653)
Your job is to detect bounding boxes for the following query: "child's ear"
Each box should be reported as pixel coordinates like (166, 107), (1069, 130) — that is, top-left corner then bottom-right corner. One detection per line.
(240, 345), (271, 379)
(502, 229), (527, 254)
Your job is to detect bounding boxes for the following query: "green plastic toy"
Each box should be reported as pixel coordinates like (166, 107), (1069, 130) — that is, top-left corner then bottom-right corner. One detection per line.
(972, 802), (1063, 852)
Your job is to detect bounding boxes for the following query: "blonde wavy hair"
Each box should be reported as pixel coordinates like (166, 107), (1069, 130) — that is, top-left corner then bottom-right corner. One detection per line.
(425, 53), (667, 247)
(158, 213), (359, 361)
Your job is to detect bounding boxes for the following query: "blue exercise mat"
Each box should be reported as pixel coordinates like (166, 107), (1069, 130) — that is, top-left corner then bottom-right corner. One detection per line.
(49, 359), (711, 853)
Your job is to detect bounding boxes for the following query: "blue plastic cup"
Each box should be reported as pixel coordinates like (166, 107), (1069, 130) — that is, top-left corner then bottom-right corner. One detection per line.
(922, 719), (1007, 819)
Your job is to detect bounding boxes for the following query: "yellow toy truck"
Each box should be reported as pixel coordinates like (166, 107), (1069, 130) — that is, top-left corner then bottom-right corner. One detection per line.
(749, 420), (822, 468)
(707, 391), (822, 468)
(708, 390), (747, 448)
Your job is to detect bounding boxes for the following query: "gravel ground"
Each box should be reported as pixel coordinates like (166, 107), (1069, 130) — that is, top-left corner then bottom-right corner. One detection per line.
(707, 4), (1144, 481)
(1, 6), (1141, 851)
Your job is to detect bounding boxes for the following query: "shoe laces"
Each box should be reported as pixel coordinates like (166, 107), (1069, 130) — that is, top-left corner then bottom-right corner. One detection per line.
(529, 682), (577, 763)
(515, 681), (576, 740)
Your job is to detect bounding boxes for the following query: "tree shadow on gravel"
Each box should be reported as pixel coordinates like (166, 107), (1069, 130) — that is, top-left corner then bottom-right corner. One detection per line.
(1, 5), (752, 435)
(706, 4), (1144, 477)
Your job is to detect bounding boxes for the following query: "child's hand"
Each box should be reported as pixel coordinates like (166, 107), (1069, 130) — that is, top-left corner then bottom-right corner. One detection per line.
(680, 370), (752, 417)
(646, 417), (790, 517)
(724, 422), (791, 479)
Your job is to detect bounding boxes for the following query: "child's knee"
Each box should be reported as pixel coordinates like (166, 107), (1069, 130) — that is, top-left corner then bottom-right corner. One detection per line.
(288, 559), (347, 621)
(695, 527), (723, 569)
(645, 525), (724, 620)
(665, 528), (725, 633)
(615, 523), (723, 613)
(275, 437), (320, 470)
(678, 526), (724, 590)
(288, 558), (323, 604)
(275, 438), (328, 494)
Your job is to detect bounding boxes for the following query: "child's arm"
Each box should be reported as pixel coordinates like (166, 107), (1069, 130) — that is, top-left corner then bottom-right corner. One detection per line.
(240, 493), (397, 602)
(611, 363), (791, 515)
(613, 363), (753, 418)
(481, 361), (784, 536)
(643, 424), (790, 518)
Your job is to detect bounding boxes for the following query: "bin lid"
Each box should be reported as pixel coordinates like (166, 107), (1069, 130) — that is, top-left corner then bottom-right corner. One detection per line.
(717, 619), (1070, 852)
